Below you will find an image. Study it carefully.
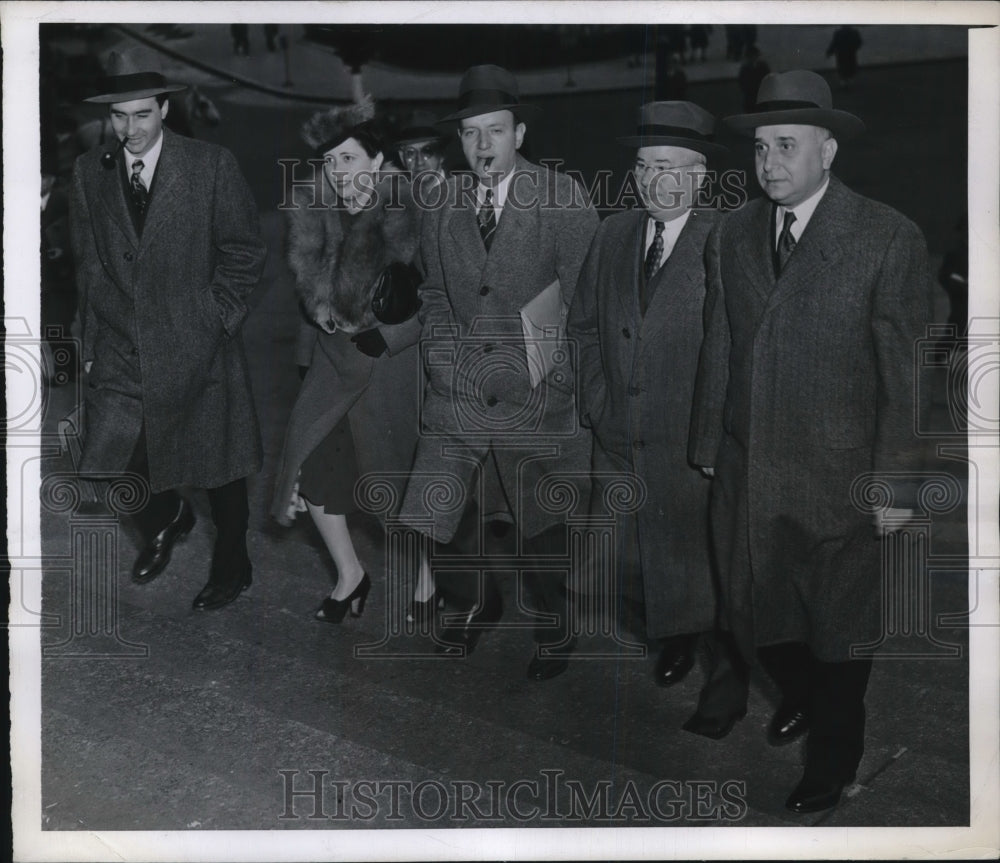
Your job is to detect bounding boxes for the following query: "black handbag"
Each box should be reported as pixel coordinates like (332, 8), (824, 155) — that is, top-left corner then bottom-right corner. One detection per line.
(370, 261), (423, 325)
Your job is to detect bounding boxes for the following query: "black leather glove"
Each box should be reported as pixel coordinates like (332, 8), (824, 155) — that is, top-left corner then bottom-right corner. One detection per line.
(351, 328), (388, 358)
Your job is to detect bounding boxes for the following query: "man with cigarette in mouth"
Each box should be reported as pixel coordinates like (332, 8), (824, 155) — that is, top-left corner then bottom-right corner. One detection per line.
(399, 64), (598, 679)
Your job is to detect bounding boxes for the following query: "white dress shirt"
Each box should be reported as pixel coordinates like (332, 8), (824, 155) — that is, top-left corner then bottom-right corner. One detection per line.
(125, 131), (164, 188)
(477, 169), (516, 223)
(644, 209), (692, 272)
(774, 177), (829, 248)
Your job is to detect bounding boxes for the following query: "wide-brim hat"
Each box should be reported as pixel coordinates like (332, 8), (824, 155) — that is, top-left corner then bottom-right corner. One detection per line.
(394, 110), (448, 148)
(724, 70), (865, 140)
(618, 100), (727, 157)
(436, 64), (540, 126)
(83, 49), (187, 103)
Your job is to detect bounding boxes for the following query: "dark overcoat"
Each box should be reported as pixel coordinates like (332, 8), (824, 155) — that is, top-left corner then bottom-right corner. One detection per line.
(270, 173), (423, 526)
(688, 176), (934, 662)
(398, 155), (600, 542)
(70, 128), (266, 492)
(568, 207), (719, 639)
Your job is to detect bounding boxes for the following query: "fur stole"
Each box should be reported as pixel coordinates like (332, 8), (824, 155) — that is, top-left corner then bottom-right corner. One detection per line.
(286, 170), (421, 334)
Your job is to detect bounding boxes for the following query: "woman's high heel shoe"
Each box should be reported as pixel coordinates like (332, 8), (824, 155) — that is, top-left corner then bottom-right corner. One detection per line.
(315, 573), (371, 623)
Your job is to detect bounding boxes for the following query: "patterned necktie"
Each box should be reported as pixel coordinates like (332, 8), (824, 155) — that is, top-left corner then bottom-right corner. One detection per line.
(478, 188), (497, 251)
(775, 209), (797, 275)
(644, 220), (665, 282)
(130, 159), (148, 214)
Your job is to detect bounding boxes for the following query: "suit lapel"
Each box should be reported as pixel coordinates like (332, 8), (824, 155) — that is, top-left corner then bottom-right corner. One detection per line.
(447, 183), (487, 270)
(767, 176), (852, 309)
(612, 209), (645, 319)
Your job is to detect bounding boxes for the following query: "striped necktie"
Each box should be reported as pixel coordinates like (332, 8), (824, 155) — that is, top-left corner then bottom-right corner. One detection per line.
(130, 159), (149, 215)
(478, 188), (497, 251)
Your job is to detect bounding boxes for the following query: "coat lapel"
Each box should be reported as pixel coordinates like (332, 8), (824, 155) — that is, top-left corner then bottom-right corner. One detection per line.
(139, 130), (185, 251)
(733, 198), (775, 305)
(612, 209), (645, 320)
(96, 154), (139, 248)
(447, 186), (487, 270)
(640, 209), (711, 340)
(767, 175), (852, 309)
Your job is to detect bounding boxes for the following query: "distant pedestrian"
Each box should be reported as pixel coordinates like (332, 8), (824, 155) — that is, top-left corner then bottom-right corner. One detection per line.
(264, 24), (279, 53)
(655, 52), (687, 100)
(688, 25), (712, 62)
(725, 25), (744, 61)
(230, 24), (250, 56)
(827, 25), (862, 89)
(738, 45), (771, 111)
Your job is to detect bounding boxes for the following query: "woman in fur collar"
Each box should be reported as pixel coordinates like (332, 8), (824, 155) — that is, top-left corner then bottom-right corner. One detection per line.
(271, 99), (434, 624)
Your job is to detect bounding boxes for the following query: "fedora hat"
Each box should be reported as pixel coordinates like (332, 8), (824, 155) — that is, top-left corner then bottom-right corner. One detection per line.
(724, 70), (864, 140)
(618, 101), (727, 157)
(84, 49), (187, 103)
(394, 110), (447, 148)
(437, 64), (539, 125)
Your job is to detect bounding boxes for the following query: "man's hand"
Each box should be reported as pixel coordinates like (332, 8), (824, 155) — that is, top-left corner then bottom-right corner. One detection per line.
(874, 507), (920, 537)
(351, 328), (388, 358)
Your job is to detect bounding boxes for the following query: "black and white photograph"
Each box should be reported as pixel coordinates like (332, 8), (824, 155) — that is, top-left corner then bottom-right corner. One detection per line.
(6, 1), (999, 860)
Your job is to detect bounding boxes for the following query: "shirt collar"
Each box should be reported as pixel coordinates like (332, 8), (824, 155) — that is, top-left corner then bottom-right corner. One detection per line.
(646, 208), (692, 249)
(479, 168), (515, 212)
(125, 130), (164, 180)
(776, 176), (829, 240)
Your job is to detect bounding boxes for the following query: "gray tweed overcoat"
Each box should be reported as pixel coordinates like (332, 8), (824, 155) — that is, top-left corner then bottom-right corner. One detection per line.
(568, 207), (720, 640)
(398, 155), (600, 542)
(688, 175), (934, 662)
(70, 128), (266, 492)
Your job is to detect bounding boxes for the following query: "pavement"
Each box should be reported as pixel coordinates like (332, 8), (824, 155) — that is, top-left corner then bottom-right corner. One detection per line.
(27, 22), (991, 856)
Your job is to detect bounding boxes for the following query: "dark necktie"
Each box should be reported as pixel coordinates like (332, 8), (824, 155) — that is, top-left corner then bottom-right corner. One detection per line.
(774, 209), (797, 275)
(641, 220), (665, 315)
(478, 188), (497, 251)
(130, 159), (149, 215)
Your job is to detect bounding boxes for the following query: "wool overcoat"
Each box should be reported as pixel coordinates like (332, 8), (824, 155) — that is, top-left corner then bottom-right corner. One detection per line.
(70, 128), (266, 492)
(568, 207), (719, 640)
(270, 173), (424, 526)
(398, 155), (600, 542)
(688, 176), (934, 662)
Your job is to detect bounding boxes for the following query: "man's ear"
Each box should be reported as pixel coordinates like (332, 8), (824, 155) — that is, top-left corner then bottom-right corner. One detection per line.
(821, 135), (838, 170)
(160, 99), (170, 121)
(371, 152), (385, 173)
(514, 122), (526, 150)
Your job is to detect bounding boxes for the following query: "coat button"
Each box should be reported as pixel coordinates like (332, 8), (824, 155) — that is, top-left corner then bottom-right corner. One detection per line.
(622, 327), (630, 339)
(479, 285), (490, 296)
(123, 252), (134, 262)
(130, 347), (138, 357)
(486, 396), (498, 407)
(483, 343), (494, 353)
(632, 439), (645, 450)
(628, 385), (641, 396)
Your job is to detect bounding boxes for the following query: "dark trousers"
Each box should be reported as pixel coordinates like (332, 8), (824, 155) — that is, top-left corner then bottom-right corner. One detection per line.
(760, 642), (873, 781)
(698, 637), (872, 780)
(126, 427), (250, 577)
(436, 505), (571, 648)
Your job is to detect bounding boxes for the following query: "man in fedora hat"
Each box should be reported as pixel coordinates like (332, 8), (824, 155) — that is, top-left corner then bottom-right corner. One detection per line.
(393, 110), (449, 198)
(398, 64), (599, 680)
(686, 70), (933, 812)
(70, 50), (266, 610)
(568, 100), (728, 693)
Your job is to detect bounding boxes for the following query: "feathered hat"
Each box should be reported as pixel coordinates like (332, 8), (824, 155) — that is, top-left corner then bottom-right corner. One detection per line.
(300, 95), (377, 155)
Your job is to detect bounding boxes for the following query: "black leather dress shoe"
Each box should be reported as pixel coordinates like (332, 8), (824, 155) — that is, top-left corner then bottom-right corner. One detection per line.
(654, 635), (697, 687)
(192, 567), (252, 611)
(681, 708), (747, 740)
(132, 500), (196, 584)
(768, 702), (811, 746)
(785, 773), (850, 814)
(527, 639), (577, 681)
(436, 591), (503, 656)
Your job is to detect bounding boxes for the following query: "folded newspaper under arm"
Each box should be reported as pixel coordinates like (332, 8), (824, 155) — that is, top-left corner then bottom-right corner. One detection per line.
(519, 279), (566, 389)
